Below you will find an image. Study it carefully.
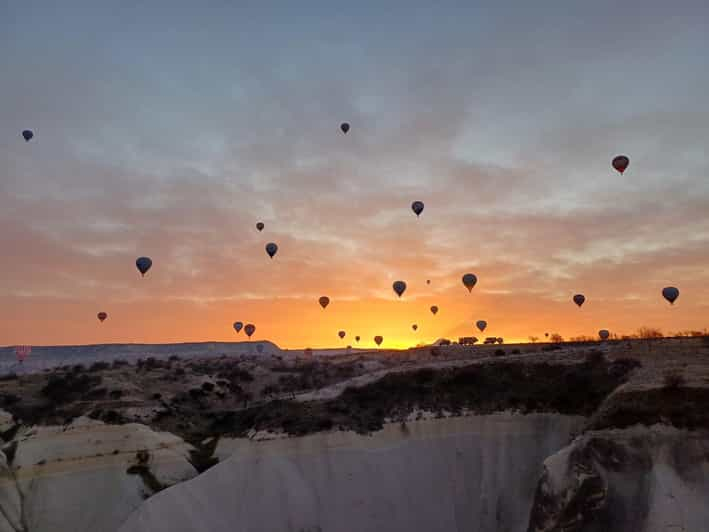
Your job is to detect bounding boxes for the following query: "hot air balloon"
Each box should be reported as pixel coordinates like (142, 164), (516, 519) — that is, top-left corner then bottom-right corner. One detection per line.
(412, 324), (418, 331)
(411, 201), (424, 217)
(374, 335), (383, 346)
(430, 305), (438, 315)
(265, 242), (278, 258)
(545, 332), (549, 338)
(462, 273), (478, 292)
(612, 155), (630, 175)
(355, 335), (360, 343)
(256, 222), (264, 232)
(22, 130), (34, 142)
(573, 294), (585, 307)
(662, 286), (679, 305)
(393, 280), (407, 298)
(319, 296), (330, 309)
(476, 320), (487, 332)
(136, 257), (152, 277)
(244, 324), (255, 338)
(338, 330), (346, 339)
(340, 122), (350, 134)
(426, 279), (431, 285)
(599, 329), (610, 341)
(97, 312), (107, 323)
(233, 321), (243, 333)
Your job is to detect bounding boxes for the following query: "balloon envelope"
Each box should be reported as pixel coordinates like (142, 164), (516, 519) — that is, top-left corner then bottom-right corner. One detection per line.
(612, 155), (630, 174)
(462, 273), (478, 292)
(256, 222), (264, 231)
(340, 122), (350, 134)
(662, 286), (679, 304)
(22, 130), (34, 142)
(374, 335), (383, 346)
(136, 257), (152, 276)
(573, 294), (585, 307)
(355, 335), (360, 342)
(476, 320), (487, 332)
(412, 324), (418, 331)
(426, 279), (431, 285)
(233, 321), (243, 333)
(319, 296), (330, 309)
(411, 201), (424, 217)
(97, 312), (107, 322)
(599, 329), (610, 341)
(265, 242), (278, 258)
(338, 330), (346, 339)
(393, 280), (407, 298)
(244, 324), (255, 337)
(430, 305), (438, 315)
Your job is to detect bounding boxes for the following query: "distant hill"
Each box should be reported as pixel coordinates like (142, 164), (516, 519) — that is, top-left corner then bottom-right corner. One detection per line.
(0, 341), (284, 375)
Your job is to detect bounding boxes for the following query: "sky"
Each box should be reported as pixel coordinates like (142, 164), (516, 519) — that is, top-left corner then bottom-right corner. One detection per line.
(1, 1), (708, 349)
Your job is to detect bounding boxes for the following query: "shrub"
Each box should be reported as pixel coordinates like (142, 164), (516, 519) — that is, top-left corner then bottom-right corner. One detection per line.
(109, 389), (124, 399)
(89, 361), (110, 372)
(201, 382), (215, 392)
(511, 349), (521, 355)
(494, 349), (506, 357)
(663, 369), (686, 390)
(189, 388), (206, 400)
(585, 350), (606, 365)
(42, 373), (101, 403)
(112, 359), (129, 369)
(151, 393), (162, 400)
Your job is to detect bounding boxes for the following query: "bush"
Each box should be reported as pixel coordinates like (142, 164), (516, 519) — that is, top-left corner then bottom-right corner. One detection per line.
(112, 359), (129, 369)
(201, 382), (215, 392)
(109, 389), (123, 399)
(663, 369), (686, 390)
(42, 373), (101, 404)
(89, 361), (110, 372)
(494, 349), (506, 357)
(511, 349), (521, 355)
(151, 393), (162, 400)
(189, 388), (206, 400)
(585, 350), (606, 365)
(430, 347), (442, 357)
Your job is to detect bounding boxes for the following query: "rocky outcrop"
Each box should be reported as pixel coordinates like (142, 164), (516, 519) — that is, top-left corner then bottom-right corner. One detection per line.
(119, 414), (583, 532)
(527, 424), (709, 532)
(0, 417), (198, 532)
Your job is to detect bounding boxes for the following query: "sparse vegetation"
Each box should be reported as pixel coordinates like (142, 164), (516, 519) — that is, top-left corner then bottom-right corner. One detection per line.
(662, 369), (686, 390)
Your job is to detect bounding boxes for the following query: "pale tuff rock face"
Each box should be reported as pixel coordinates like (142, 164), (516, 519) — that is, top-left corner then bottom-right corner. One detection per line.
(527, 425), (709, 532)
(0, 417), (198, 532)
(119, 414), (583, 532)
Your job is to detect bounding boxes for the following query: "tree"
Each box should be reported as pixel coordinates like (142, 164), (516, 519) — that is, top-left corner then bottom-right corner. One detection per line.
(550, 333), (564, 343)
(528, 336), (539, 343)
(637, 327), (663, 339)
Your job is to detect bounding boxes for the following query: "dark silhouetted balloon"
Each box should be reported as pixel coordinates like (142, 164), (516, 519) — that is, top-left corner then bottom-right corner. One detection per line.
(426, 279), (431, 285)
(265, 242), (278, 258)
(355, 335), (360, 343)
(545, 332), (549, 338)
(97, 312), (107, 322)
(244, 324), (255, 338)
(412, 324), (418, 331)
(662, 286), (679, 305)
(233, 321), (243, 333)
(612, 155), (630, 175)
(462, 273), (478, 292)
(411, 201), (424, 217)
(430, 305), (438, 315)
(393, 280), (407, 298)
(599, 329), (610, 341)
(573, 294), (585, 307)
(256, 222), (264, 232)
(340, 122), (350, 134)
(476, 320), (487, 332)
(319, 296), (330, 309)
(136, 257), (152, 277)
(374, 335), (383, 346)
(22, 130), (34, 142)
(338, 330), (346, 339)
